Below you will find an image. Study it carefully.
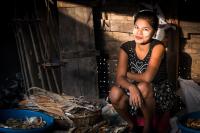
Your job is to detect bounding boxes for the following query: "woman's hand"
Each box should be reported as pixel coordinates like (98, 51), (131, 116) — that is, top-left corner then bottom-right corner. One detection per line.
(127, 71), (133, 79)
(128, 85), (143, 108)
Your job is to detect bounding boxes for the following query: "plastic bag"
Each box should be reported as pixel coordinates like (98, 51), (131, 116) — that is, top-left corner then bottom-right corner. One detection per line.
(178, 78), (200, 113)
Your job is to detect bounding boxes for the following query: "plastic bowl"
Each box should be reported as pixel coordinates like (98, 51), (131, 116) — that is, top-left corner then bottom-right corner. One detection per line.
(0, 109), (54, 133)
(178, 111), (200, 133)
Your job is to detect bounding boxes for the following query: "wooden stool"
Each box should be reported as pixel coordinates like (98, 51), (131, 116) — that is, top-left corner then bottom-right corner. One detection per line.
(133, 112), (171, 133)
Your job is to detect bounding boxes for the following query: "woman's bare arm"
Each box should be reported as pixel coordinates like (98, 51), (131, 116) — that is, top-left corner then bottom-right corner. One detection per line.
(127, 44), (165, 83)
(116, 48), (143, 107)
(115, 48), (133, 89)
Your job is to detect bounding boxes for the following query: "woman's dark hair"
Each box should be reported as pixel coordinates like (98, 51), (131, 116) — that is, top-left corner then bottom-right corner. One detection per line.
(134, 10), (159, 31)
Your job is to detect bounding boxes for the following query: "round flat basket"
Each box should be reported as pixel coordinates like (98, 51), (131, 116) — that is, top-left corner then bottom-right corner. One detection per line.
(178, 111), (200, 133)
(0, 109), (54, 133)
(71, 110), (102, 127)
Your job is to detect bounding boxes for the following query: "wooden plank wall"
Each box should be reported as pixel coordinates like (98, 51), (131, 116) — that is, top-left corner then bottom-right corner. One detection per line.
(101, 13), (134, 58)
(57, 1), (99, 98)
(179, 21), (200, 82)
(100, 9), (135, 89)
(57, 0), (200, 98)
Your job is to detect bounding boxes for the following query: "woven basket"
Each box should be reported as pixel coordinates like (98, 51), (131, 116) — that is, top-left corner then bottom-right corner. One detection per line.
(71, 110), (102, 127)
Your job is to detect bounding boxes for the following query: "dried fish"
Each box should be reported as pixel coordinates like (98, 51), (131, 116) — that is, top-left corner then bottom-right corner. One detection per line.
(0, 117), (46, 129)
(186, 118), (200, 129)
(113, 125), (127, 133)
(19, 87), (102, 129)
(64, 112), (75, 119)
(88, 121), (107, 133)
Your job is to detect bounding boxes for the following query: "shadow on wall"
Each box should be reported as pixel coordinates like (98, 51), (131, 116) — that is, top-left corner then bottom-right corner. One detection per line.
(178, 27), (192, 80)
(58, 2), (131, 98)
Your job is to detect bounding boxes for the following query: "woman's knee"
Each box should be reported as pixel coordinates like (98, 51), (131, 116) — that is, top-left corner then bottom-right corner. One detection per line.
(137, 82), (153, 98)
(109, 86), (123, 104)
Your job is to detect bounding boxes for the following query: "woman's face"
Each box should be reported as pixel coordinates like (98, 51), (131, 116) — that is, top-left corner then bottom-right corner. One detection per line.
(133, 18), (155, 44)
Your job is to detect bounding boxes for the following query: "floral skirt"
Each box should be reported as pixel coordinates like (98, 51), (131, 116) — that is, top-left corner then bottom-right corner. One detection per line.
(122, 80), (184, 115)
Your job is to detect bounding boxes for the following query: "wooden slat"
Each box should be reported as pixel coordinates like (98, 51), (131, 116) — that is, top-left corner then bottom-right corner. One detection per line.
(61, 57), (98, 98)
(103, 31), (133, 42)
(191, 54), (200, 74)
(102, 12), (133, 20)
(101, 20), (133, 33)
(57, 1), (84, 8)
(184, 36), (200, 53)
(180, 21), (200, 38)
(61, 50), (99, 59)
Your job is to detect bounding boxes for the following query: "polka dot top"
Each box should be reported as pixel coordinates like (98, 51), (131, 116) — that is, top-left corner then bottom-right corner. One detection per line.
(120, 39), (167, 84)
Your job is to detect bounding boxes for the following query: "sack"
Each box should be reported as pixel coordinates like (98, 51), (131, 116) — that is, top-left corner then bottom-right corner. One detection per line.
(178, 78), (200, 113)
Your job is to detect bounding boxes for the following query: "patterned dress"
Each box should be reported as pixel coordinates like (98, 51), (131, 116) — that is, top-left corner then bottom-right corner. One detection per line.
(120, 39), (184, 115)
